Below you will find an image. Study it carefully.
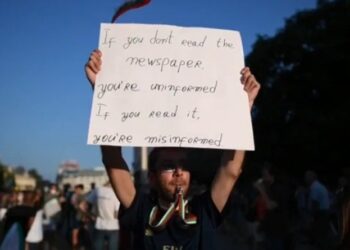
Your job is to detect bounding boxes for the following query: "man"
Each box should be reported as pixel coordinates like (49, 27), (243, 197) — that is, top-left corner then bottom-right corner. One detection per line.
(304, 170), (334, 249)
(304, 170), (330, 212)
(85, 49), (260, 249)
(86, 181), (120, 250)
(70, 184), (85, 249)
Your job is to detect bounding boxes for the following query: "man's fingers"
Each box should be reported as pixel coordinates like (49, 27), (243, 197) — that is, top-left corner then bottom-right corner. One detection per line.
(240, 66), (250, 75)
(89, 52), (102, 70)
(84, 49), (102, 87)
(86, 56), (101, 75)
(245, 74), (255, 89)
(240, 67), (252, 85)
(88, 59), (100, 73)
(244, 74), (260, 92)
(242, 73), (254, 89)
(90, 51), (102, 64)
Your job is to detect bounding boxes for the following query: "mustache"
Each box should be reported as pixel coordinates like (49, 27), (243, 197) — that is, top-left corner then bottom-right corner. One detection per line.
(169, 179), (187, 186)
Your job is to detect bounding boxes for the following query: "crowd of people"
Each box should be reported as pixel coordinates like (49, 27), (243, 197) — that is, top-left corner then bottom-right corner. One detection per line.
(0, 167), (349, 250)
(0, 181), (120, 250)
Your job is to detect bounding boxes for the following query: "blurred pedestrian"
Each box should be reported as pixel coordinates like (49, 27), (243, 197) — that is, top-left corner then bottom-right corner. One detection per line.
(70, 184), (85, 250)
(87, 181), (120, 250)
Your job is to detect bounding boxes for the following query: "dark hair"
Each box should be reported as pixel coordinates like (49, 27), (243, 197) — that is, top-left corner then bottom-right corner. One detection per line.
(75, 184), (84, 190)
(148, 147), (183, 173)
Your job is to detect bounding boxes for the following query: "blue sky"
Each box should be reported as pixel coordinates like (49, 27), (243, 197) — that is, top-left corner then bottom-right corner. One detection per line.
(0, 0), (317, 181)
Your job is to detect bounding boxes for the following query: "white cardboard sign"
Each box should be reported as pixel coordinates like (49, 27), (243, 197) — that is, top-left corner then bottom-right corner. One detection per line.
(88, 23), (254, 150)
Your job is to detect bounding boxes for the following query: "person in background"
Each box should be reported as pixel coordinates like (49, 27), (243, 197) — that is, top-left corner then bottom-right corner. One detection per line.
(304, 170), (336, 250)
(304, 170), (330, 213)
(70, 184), (85, 250)
(25, 190), (44, 250)
(86, 181), (120, 250)
(1, 191), (43, 250)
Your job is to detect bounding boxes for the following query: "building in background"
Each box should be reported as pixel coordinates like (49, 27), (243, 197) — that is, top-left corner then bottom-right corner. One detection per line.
(57, 161), (108, 193)
(14, 173), (36, 191)
(57, 160), (80, 174)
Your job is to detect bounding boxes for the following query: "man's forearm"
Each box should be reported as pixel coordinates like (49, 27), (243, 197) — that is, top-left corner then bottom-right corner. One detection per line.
(101, 146), (128, 170)
(221, 150), (245, 179)
(100, 145), (136, 208)
(211, 150), (245, 212)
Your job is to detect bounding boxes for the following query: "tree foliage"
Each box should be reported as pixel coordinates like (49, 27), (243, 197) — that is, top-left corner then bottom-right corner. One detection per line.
(0, 161), (15, 191)
(0, 162), (4, 190)
(246, 0), (350, 178)
(28, 168), (43, 187)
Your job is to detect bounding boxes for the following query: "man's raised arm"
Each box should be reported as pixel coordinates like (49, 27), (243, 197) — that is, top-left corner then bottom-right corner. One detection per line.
(85, 49), (136, 208)
(211, 67), (260, 212)
(100, 146), (136, 208)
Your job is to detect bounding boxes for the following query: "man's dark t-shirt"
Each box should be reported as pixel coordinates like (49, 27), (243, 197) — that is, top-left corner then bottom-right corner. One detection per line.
(119, 191), (226, 250)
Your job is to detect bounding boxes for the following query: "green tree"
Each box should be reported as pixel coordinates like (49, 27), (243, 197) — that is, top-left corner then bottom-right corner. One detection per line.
(0, 162), (4, 190)
(246, 0), (350, 178)
(13, 166), (26, 175)
(28, 168), (43, 188)
(0, 161), (15, 191)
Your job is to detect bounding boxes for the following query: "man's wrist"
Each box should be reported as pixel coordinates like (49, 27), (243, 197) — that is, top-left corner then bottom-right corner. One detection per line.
(249, 101), (254, 110)
(100, 146), (129, 171)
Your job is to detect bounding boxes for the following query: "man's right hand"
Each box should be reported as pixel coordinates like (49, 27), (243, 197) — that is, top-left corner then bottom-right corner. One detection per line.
(85, 49), (102, 88)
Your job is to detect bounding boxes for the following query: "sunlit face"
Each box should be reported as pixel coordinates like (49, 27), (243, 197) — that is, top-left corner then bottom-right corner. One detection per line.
(151, 149), (191, 202)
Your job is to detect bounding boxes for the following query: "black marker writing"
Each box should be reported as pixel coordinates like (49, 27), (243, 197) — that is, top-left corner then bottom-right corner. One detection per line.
(97, 81), (139, 99)
(181, 35), (207, 47)
(121, 111), (141, 122)
(123, 36), (144, 49)
(125, 56), (203, 73)
(102, 29), (116, 48)
(93, 133), (133, 144)
(149, 30), (174, 45)
(148, 105), (178, 119)
(145, 133), (223, 147)
(150, 81), (218, 96)
(186, 107), (199, 120)
(216, 38), (234, 49)
(96, 103), (109, 120)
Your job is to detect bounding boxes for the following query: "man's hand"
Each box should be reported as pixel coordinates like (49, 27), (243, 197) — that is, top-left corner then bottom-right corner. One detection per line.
(240, 67), (261, 109)
(85, 49), (102, 88)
